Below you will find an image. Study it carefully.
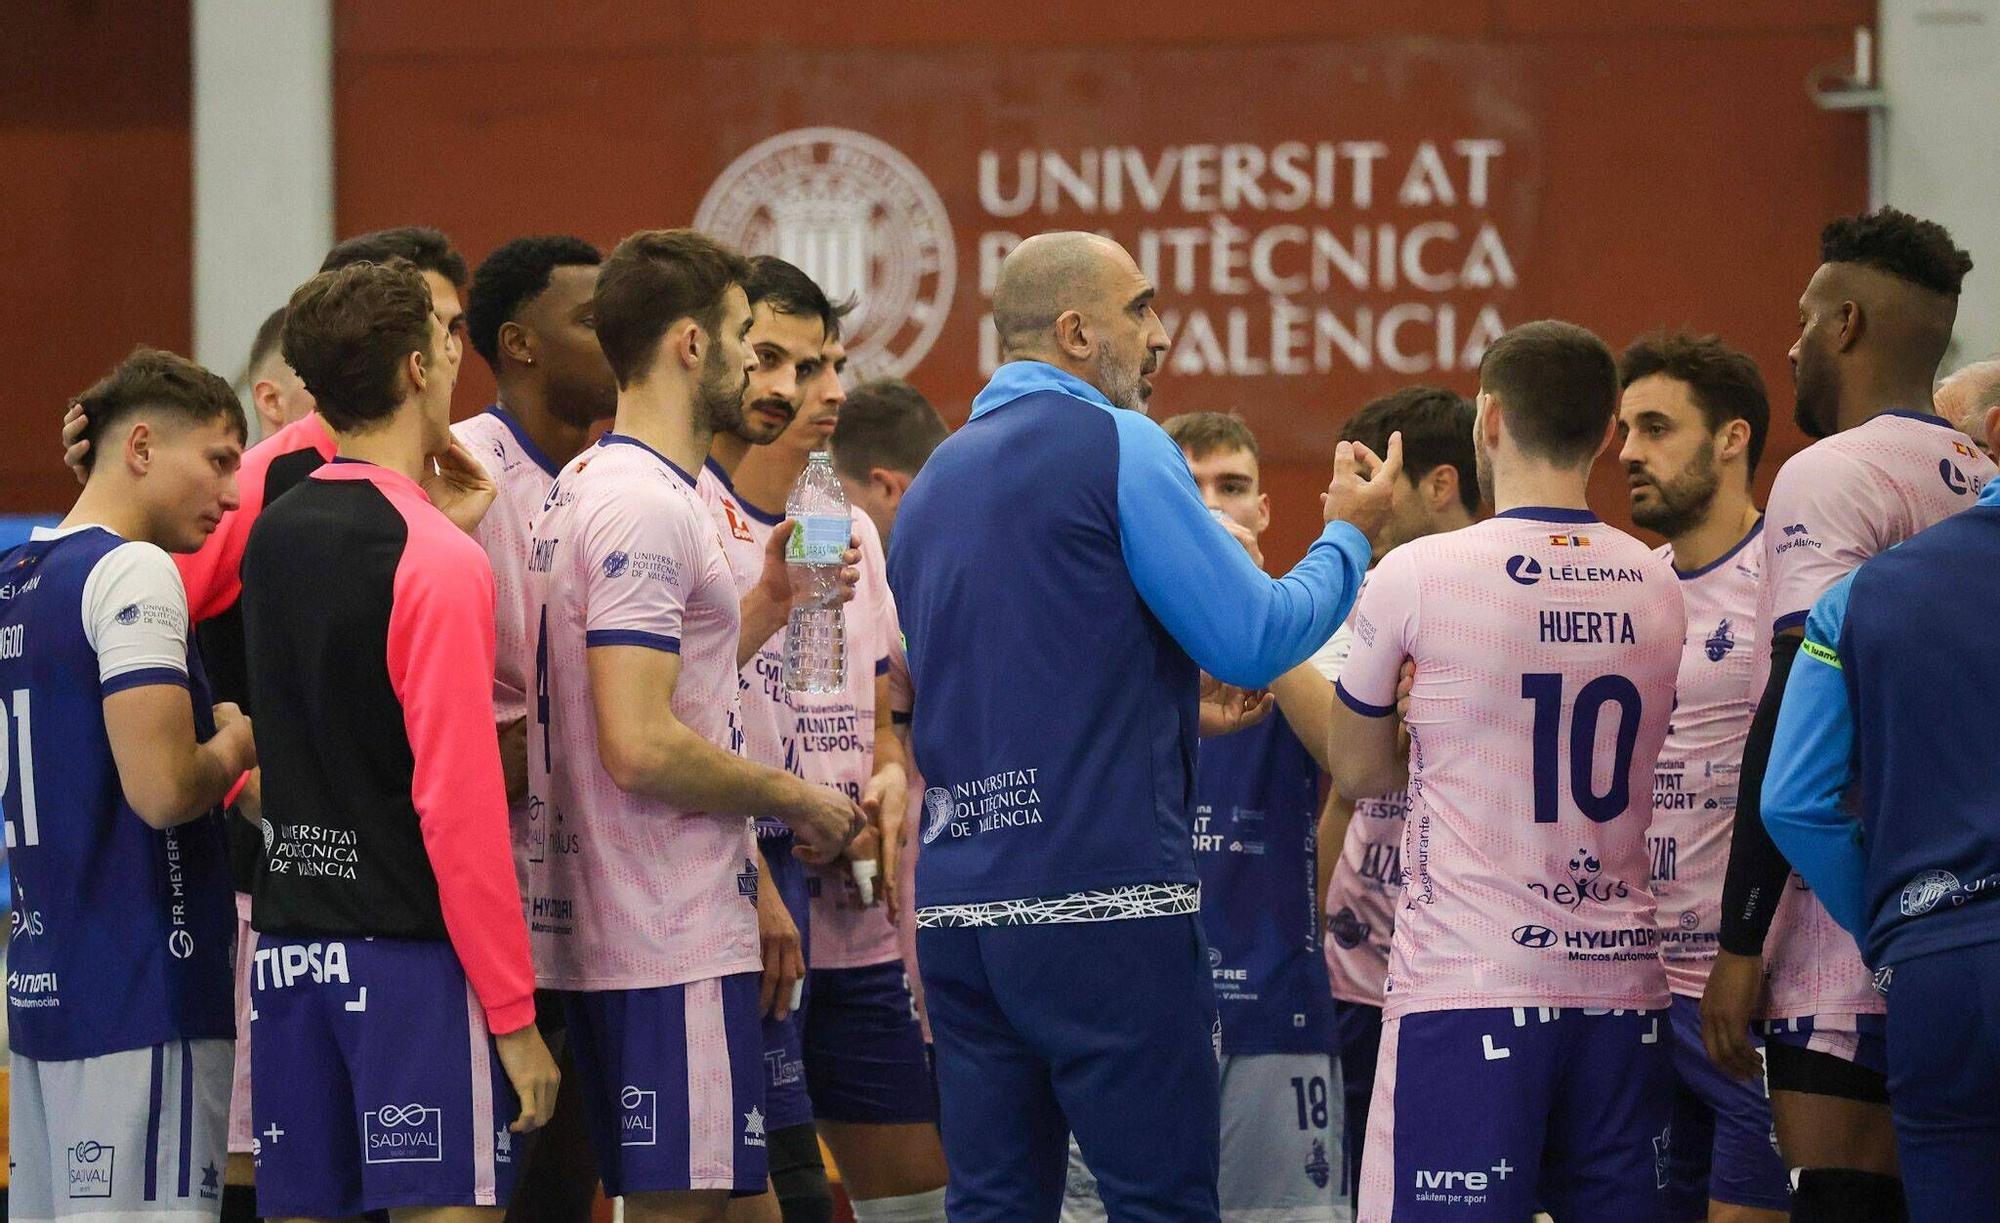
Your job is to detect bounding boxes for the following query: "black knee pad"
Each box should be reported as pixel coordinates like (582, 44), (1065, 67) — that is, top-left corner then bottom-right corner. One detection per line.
(1790, 1168), (1907, 1222)
(1765, 1041), (1890, 1103)
(219, 1184), (259, 1223)
(769, 1122), (834, 1223)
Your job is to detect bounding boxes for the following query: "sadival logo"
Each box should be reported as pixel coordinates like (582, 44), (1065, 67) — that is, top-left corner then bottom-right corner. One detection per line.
(67, 1141), (114, 1198)
(364, 1103), (444, 1163)
(620, 1085), (658, 1147)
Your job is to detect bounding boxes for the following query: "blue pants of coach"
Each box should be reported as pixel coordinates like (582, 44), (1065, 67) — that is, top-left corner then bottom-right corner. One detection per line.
(918, 913), (1222, 1222)
(1887, 939), (2000, 1222)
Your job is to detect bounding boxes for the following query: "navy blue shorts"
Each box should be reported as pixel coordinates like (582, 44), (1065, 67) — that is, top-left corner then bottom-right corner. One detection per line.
(561, 974), (768, 1196)
(249, 936), (518, 1217)
(760, 843), (814, 1133)
(1332, 999), (1382, 1211)
(1360, 1006), (1672, 1221)
(1665, 994), (1788, 1214)
(1886, 941), (2000, 1222)
(919, 913), (1221, 1222)
(804, 960), (937, 1125)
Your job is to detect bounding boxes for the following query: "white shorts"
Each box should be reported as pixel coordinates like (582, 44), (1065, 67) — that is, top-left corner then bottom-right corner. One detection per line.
(226, 891), (256, 1155)
(10, 1039), (232, 1222)
(1063, 1051), (1351, 1222)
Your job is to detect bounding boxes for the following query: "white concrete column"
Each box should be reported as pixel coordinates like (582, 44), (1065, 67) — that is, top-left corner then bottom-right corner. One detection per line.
(192, 0), (334, 406)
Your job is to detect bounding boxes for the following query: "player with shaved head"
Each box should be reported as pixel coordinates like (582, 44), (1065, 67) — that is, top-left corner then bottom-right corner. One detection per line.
(889, 231), (1400, 1219)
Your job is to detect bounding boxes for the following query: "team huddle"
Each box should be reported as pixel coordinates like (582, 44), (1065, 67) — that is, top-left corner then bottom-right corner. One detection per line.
(1, 204), (1994, 1223)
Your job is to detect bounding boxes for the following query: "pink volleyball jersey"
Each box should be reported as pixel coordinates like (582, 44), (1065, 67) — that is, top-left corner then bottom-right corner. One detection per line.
(453, 408), (561, 888)
(1313, 620), (1408, 1008)
(1650, 522), (1764, 998)
(521, 434), (759, 991)
(1335, 509), (1684, 1020)
(797, 510), (900, 970)
(1755, 411), (1993, 1018)
(696, 459), (788, 774)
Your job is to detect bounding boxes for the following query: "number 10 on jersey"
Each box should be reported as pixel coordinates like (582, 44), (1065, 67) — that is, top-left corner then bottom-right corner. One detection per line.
(1520, 673), (1642, 824)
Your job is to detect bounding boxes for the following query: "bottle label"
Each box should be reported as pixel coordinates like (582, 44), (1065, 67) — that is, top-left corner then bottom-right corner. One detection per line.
(787, 514), (848, 565)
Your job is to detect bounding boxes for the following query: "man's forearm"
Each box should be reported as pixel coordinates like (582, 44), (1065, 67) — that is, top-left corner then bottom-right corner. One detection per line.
(1271, 663), (1336, 774)
(1717, 633), (1804, 956)
(604, 716), (806, 823)
(738, 590), (786, 668)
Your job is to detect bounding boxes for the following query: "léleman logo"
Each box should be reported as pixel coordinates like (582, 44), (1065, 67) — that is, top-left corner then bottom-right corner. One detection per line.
(1505, 555), (1543, 585)
(1940, 458), (1971, 495)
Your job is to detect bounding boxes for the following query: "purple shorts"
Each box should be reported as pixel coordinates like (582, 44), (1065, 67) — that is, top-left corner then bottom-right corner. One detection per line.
(804, 960), (938, 1125)
(249, 936), (518, 1217)
(1359, 1006), (1672, 1220)
(759, 841), (814, 1133)
(1666, 994), (1789, 1214)
(561, 974), (768, 1196)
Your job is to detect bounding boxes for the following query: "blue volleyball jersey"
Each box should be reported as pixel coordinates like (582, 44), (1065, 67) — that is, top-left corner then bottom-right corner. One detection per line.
(1, 526), (234, 1060)
(1193, 711), (1335, 1054)
(889, 361), (1367, 915)
(1765, 478), (2000, 969)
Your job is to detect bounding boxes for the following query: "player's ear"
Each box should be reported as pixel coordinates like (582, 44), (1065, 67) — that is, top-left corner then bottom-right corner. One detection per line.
(252, 379), (286, 437)
(1426, 465), (1460, 513)
(1054, 309), (1090, 360)
(123, 419), (153, 474)
(1833, 299), (1864, 354)
(874, 467), (908, 509)
(1254, 492), (1271, 536)
(1983, 404), (2000, 459)
(499, 319), (534, 369)
(1592, 413), (1617, 462)
(1718, 418), (1752, 466)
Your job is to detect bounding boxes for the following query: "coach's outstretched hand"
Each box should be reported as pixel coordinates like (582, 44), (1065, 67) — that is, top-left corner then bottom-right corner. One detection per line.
(494, 1023), (561, 1133)
(1321, 430), (1404, 542)
(788, 783), (868, 866)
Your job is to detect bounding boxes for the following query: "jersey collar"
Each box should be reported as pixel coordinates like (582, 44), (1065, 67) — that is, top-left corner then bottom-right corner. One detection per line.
(971, 360), (1119, 420)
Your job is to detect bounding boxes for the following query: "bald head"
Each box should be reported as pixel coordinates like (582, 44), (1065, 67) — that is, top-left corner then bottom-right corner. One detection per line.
(1936, 358), (2000, 432)
(993, 232), (1135, 355)
(989, 231), (1169, 412)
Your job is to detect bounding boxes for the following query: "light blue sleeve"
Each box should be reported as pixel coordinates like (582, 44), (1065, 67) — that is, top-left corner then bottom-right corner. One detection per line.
(1110, 411), (1370, 689)
(1762, 573), (1869, 938)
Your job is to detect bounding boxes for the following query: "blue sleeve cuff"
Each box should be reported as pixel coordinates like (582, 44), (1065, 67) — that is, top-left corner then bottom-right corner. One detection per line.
(1336, 678), (1395, 719)
(100, 666), (191, 698)
(1773, 609), (1809, 635)
(585, 629), (682, 653)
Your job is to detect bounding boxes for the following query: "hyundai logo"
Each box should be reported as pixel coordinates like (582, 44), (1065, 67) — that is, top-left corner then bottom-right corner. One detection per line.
(1505, 555), (1543, 586)
(1511, 924), (1557, 948)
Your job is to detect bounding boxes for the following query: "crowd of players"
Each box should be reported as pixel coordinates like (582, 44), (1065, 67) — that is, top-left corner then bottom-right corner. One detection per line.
(1, 202), (1995, 1223)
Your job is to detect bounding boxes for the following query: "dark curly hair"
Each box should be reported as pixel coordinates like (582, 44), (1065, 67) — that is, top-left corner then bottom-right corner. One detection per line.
(1820, 207), (1972, 297)
(465, 235), (602, 368)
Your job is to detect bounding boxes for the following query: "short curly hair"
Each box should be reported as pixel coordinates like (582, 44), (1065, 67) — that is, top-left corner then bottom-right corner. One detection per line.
(1820, 207), (1972, 297)
(465, 235), (602, 368)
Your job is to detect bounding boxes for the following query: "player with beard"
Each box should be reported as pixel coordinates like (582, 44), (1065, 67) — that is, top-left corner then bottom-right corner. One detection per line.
(1617, 333), (1788, 1222)
(734, 314), (946, 1223)
(1330, 321), (1686, 1220)
(695, 255), (859, 1223)
(522, 230), (864, 1222)
(1700, 210), (1994, 1222)
(454, 235), (622, 1223)
(889, 231), (1396, 1220)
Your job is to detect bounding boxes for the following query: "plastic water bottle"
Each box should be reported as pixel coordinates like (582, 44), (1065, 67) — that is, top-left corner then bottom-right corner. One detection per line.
(782, 451), (849, 693)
